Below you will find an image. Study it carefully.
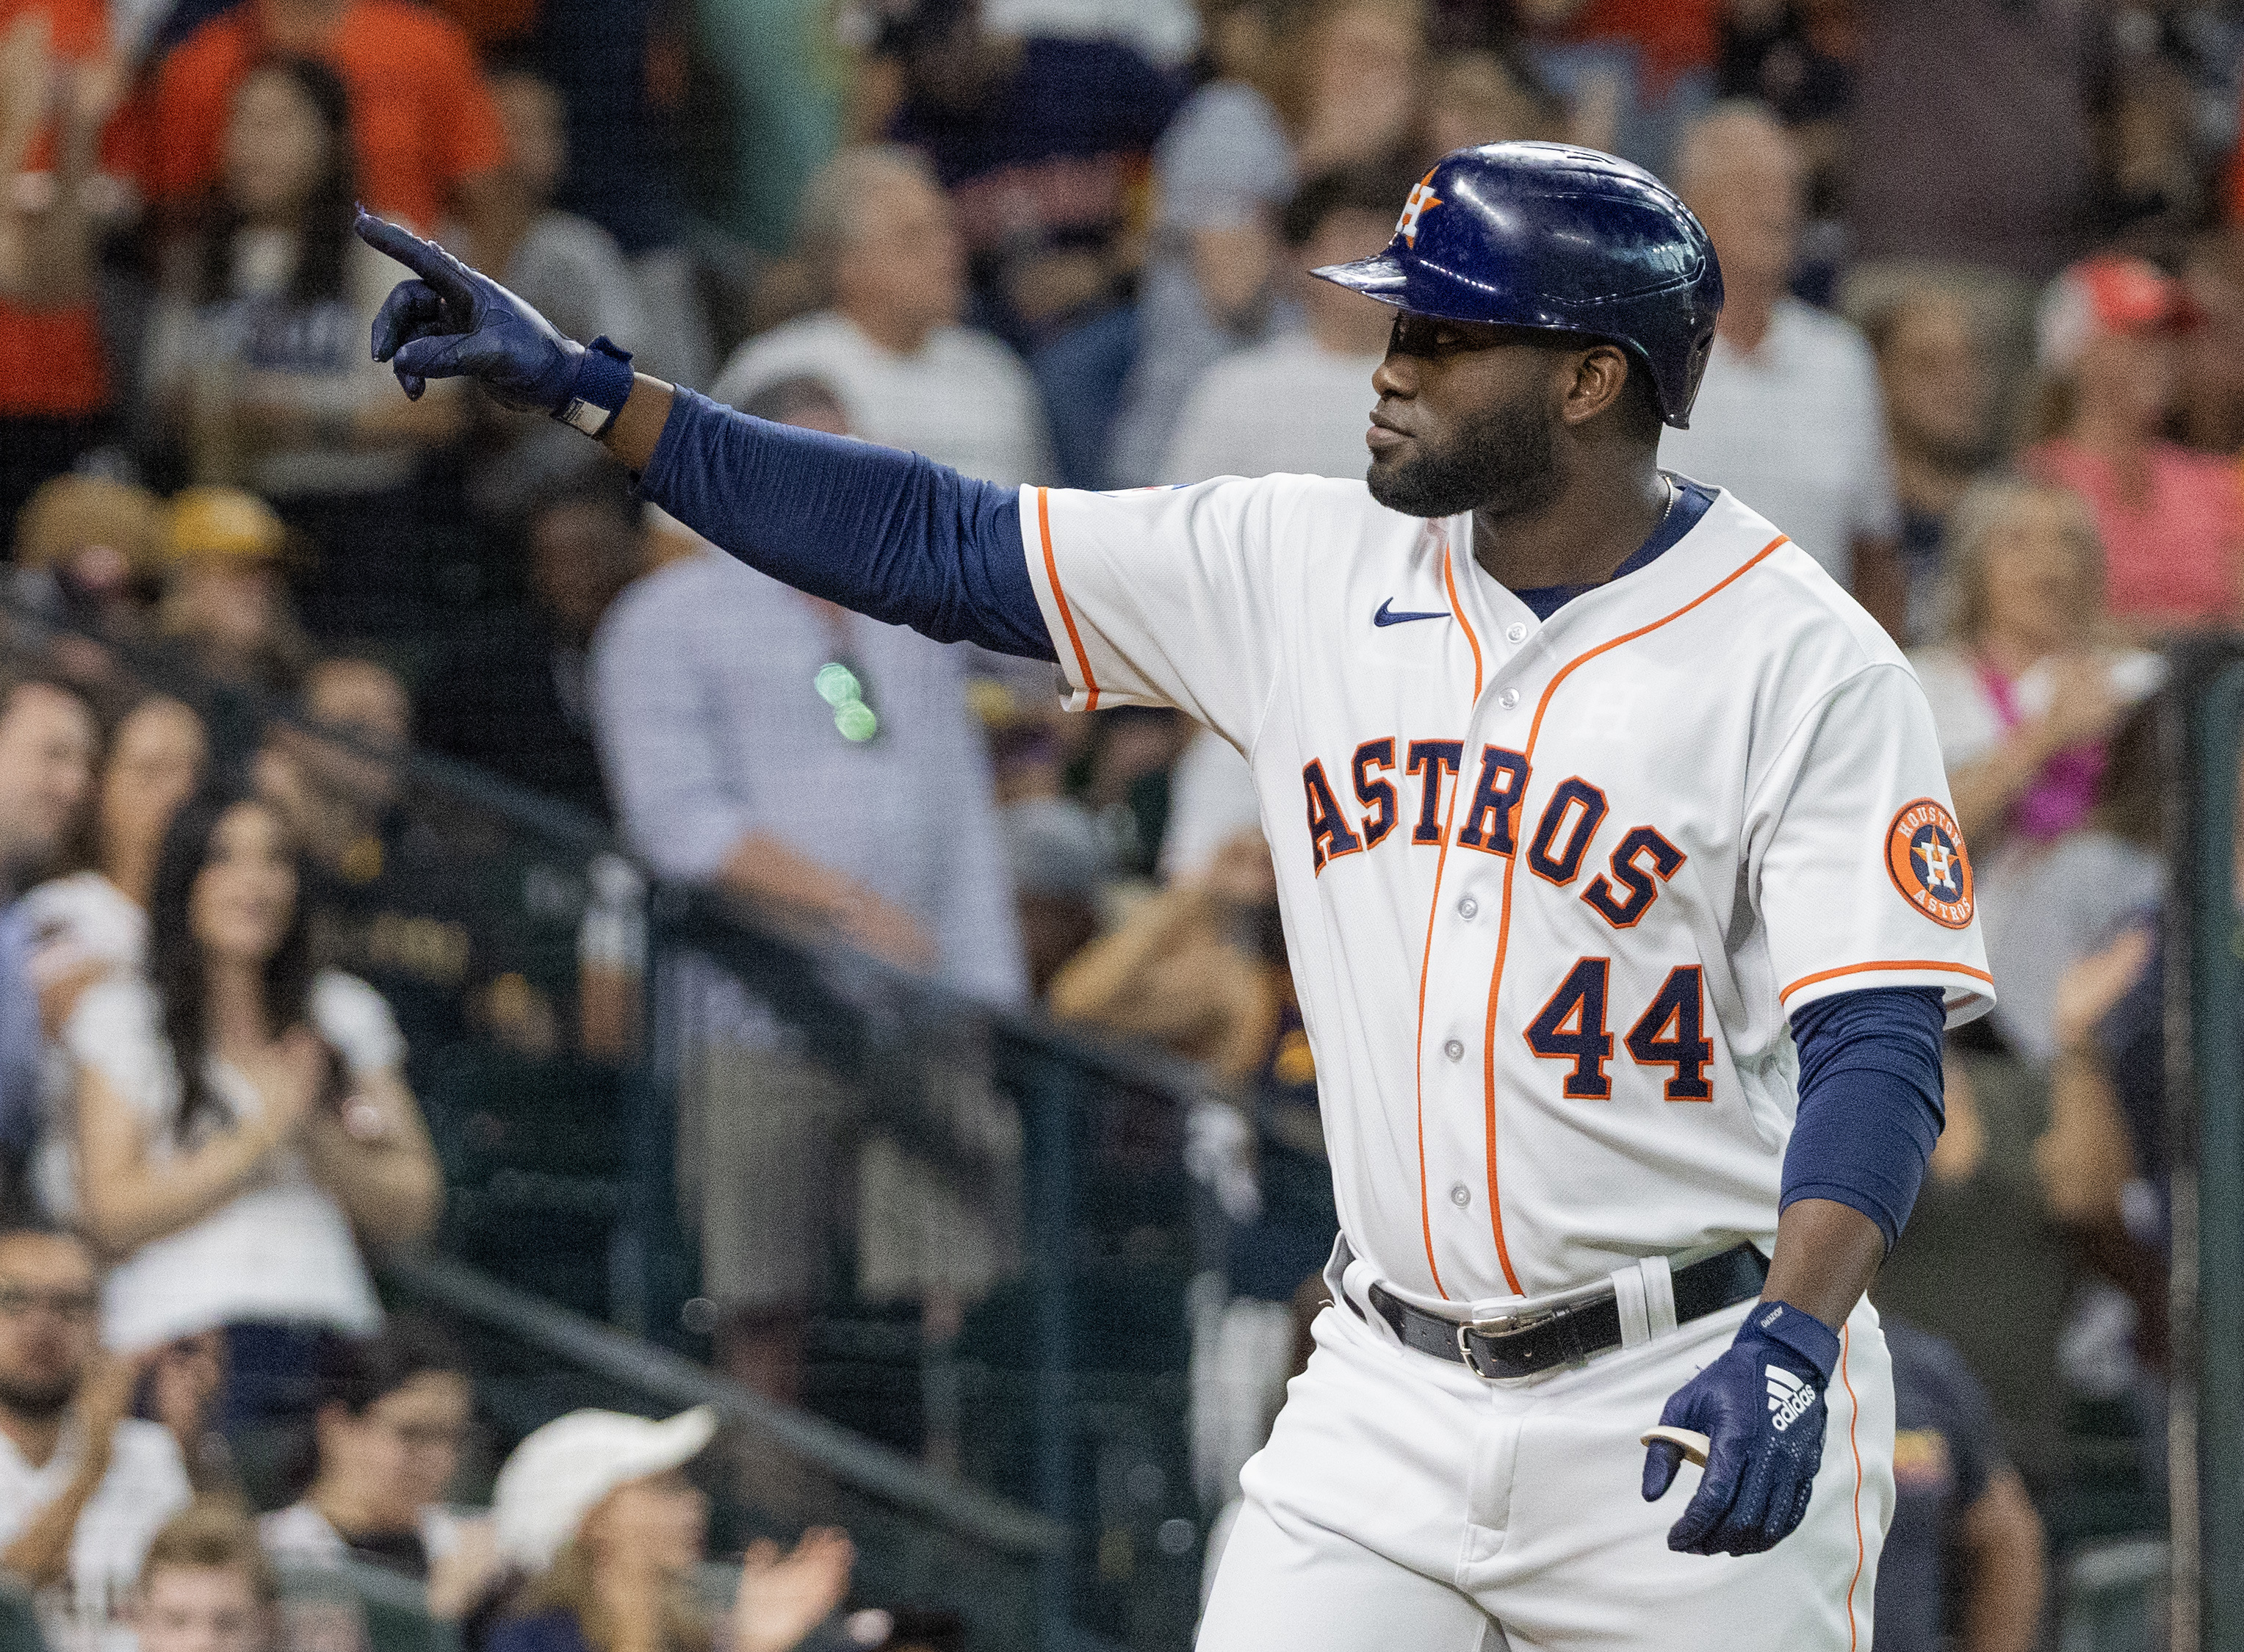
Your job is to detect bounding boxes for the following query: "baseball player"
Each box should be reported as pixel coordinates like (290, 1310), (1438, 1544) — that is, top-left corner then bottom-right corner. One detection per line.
(356, 141), (1991, 1649)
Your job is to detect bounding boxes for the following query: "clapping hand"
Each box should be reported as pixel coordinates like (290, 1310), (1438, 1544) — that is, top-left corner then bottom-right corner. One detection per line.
(729, 1527), (855, 1652)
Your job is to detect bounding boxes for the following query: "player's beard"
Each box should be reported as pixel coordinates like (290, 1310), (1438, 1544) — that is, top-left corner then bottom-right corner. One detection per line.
(1367, 386), (1564, 522)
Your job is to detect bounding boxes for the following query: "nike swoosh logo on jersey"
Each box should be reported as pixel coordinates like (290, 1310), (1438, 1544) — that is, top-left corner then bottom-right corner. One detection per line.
(1374, 599), (1451, 627)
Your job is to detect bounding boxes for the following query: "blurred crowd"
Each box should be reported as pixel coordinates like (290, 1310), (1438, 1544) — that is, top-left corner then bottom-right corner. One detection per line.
(0, 0), (2240, 1646)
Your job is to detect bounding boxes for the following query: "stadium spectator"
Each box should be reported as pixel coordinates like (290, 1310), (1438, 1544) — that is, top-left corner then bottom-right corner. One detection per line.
(65, 782), (440, 1421)
(1908, 478), (2162, 1065)
(0, 9), (127, 555)
(18, 693), (208, 1216)
(420, 483), (641, 820)
(155, 488), (312, 696)
(1861, 280), (2002, 643)
(144, 0), (508, 236)
(0, 1221), (192, 1652)
(451, 70), (647, 524)
(1662, 103), (1908, 635)
(488, 1407), (853, 1652)
(2024, 253), (2243, 636)
(0, 671), (98, 1209)
(1108, 0), (1425, 486)
(2175, 233), (2244, 457)
(142, 57), (468, 642)
(1051, 816), (1294, 1086)
(9, 476), (167, 693)
(21, 694), (209, 993)
(261, 1322), (501, 1618)
(591, 386), (1026, 1407)
(1160, 165), (1406, 483)
(1842, 0), (2096, 284)
(1517, 0), (1718, 175)
(1873, 1320), (2046, 1652)
(1051, 757), (1332, 1506)
(982, 693), (1108, 999)
(131, 1501), (276, 1652)
(259, 655), (412, 880)
(258, 654), (495, 1062)
(142, 1330), (233, 1493)
(870, 0), (1184, 343)
(710, 148), (1054, 487)
(1418, 48), (1565, 161)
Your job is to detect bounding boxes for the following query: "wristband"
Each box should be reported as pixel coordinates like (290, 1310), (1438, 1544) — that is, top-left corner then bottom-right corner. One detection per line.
(1739, 1299), (1840, 1383)
(555, 336), (635, 438)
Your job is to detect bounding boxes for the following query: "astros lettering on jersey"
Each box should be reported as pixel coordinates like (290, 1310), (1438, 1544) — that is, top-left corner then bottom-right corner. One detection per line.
(1021, 475), (1992, 1310)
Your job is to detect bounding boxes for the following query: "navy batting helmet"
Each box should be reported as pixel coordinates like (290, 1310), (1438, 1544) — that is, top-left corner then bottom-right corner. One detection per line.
(1313, 143), (1723, 429)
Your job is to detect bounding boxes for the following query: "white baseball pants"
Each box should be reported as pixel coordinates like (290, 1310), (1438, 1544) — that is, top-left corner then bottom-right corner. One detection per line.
(1197, 1284), (1894, 1651)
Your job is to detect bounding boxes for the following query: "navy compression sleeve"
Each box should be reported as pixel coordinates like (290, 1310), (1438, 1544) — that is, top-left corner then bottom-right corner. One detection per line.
(1783, 985), (1947, 1249)
(638, 387), (1057, 661)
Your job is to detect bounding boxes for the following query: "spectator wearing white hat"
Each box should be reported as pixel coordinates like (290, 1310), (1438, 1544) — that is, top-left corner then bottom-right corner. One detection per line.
(2024, 252), (2243, 637)
(488, 1407), (853, 1652)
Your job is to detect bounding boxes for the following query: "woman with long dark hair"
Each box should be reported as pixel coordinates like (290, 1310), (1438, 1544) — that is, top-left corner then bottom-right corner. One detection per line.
(65, 779), (439, 1419)
(142, 55), (466, 639)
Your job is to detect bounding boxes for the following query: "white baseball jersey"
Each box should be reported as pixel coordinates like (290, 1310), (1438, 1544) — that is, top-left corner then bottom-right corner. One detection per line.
(1019, 475), (1992, 1309)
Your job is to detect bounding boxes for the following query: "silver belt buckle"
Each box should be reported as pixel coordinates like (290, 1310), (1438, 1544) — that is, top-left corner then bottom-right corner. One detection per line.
(1454, 1305), (1556, 1380)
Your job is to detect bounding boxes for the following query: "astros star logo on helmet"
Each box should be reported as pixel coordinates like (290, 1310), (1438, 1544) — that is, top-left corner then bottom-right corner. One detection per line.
(1397, 170), (1443, 246)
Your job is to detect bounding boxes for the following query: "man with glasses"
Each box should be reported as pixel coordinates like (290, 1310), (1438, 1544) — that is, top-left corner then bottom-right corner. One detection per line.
(0, 1222), (192, 1652)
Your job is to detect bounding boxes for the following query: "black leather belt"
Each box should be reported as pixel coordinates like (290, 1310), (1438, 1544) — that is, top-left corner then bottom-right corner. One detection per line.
(1367, 1242), (1769, 1380)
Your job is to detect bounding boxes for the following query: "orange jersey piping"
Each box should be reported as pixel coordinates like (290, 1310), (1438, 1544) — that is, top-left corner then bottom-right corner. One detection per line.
(1841, 1325), (1865, 1652)
(1034, 488), (1100, 710)
(1409, 550), (1484, 1299)
(1778, 958), (1994, 1003)
(1478, 533), (1792, 1296)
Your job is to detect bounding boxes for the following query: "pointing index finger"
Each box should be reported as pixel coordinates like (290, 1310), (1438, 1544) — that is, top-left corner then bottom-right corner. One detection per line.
(354, 207), (475, 306)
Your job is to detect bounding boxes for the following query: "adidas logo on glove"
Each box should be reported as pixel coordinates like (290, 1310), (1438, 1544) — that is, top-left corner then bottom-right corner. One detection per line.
(1765, 1365), (1817, 1432)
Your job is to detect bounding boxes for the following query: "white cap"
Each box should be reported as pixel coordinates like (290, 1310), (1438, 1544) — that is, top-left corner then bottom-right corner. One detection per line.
(492, 1406), (719, 1571)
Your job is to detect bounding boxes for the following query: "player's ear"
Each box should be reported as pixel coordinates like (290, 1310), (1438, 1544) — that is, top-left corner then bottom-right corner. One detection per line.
(1559, 343), (1632, 427)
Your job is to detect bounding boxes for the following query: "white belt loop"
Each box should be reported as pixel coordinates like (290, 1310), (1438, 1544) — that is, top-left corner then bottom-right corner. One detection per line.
(1610, 1255), (1678, 1349)
(1642, 1255), (1677, 1338)
(1611, 1263), (1650, 1349)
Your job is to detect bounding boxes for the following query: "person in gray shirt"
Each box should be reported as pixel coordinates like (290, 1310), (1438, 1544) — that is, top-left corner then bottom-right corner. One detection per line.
(589, 377), (1027, 1415)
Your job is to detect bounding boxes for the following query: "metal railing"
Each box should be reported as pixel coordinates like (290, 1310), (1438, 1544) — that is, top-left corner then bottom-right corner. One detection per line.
(2165, 641), (2244, 1652)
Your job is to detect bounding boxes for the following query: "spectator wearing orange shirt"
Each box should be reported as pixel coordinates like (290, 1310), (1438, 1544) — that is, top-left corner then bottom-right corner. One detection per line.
(145, 0), (507, 237)
(144, 58), (468, 643)
(0, 0), (129, 556)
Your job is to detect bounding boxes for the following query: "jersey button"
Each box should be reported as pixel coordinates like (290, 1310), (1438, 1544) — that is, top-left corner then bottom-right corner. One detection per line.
(1506, 624), (1527, 643)
(1498, 688), (1520, 708)
(1457, 896), (1478, 919)
(1443, 1039), (1465, 1062)
(1450, 1183), (1471, 1208)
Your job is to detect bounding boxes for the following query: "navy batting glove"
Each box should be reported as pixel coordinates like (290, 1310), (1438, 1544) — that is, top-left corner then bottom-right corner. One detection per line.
(1642, 1300), (1840, 1557)
(356, 208), (629, 426)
